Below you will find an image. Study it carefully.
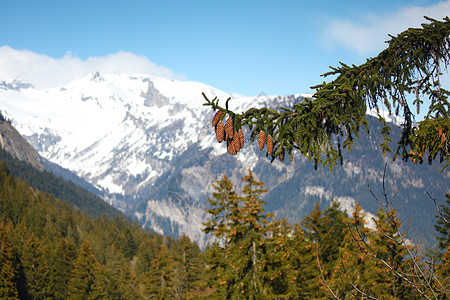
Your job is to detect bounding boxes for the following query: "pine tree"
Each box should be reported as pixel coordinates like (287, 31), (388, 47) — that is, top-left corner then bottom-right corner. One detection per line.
(289, 223), (320, 298)
(0, 222), (19, 300)
(103, 244), (139, 300)
(369, 206), (410, 298)
(265, 217), (297, 298)
(224, 171), (273, 299)
(47, 238), (77, 300)
(172, 234), (204, 298)
(141, 242), (175, 299)
(67, 238), (106, 300)
(328, 203), (377, 298)
(203, 174), (240, 247)
(301, 202), (348, 297)
(20, 232), (52, 299)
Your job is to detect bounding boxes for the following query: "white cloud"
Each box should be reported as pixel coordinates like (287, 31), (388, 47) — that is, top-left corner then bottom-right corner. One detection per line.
(322, 1), (450, 55)
(0, 46), (185, 89)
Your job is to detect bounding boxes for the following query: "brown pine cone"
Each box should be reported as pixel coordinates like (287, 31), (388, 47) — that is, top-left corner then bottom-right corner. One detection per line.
(227, 138), (237, 155)
(258, 130), (266, 151)
(238, 129), (244, 149)
(215, 121), (225, 143)
(266, 135), (274, 155)
(225, 116), (233, 140)
(232, 135), (240, 153)
(279, 150), (285, 162)
(212, 110), (224, 127)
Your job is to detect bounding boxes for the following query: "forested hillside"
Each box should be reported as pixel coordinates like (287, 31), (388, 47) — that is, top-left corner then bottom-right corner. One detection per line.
(0, 147), (121, 219)
(0, 161), (205, 299)
(1, 159), (447, 298)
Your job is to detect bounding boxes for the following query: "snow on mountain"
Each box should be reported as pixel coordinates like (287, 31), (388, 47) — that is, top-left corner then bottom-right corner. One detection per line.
(1, 72), (225, 192)
(0, 72), (299, 247)
(1, 72), (443, 249)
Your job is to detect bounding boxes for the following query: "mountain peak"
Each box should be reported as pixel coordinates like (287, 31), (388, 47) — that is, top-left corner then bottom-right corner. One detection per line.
(89, 71), (104, 82)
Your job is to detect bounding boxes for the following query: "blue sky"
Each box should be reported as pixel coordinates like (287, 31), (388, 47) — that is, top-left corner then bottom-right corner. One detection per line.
(0, 0), (449, 97)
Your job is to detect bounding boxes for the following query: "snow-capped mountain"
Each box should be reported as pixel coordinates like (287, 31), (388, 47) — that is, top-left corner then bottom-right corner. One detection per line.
(0, 73), (447, 249)
(0, 72), (299, 247)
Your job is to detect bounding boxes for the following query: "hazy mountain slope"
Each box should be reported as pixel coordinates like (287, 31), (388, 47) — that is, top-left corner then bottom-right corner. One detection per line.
(0, 73), (448, 249)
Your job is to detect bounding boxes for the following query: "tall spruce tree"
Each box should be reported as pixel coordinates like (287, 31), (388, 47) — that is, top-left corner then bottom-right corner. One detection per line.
(203, 174), (240, 248)
(226, 170), (272, 299)
(141, 242), (175, 299)
(67, 238), (106, 300)
(20, 232), (51, 299)
(48, 238), (77, 300)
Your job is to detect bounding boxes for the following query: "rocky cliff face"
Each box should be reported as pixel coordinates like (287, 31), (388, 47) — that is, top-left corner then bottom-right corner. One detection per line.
(0, 119), (44, 171)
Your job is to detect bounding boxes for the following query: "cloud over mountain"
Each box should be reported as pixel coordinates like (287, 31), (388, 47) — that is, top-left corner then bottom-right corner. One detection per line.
(322, 0), (450, 55)
(0, 46), (185, 89)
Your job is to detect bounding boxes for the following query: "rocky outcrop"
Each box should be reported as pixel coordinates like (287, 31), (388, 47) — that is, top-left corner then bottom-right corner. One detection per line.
(0, 120), (44, 171)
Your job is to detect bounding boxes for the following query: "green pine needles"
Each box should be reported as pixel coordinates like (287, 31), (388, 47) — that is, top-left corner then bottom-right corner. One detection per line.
(203, 17), (450, 172)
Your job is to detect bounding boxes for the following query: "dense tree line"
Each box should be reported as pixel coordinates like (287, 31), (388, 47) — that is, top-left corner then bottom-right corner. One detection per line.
(0, 159), (448, 298)
(202, 172), (449, 299)
(0, 147), (121, 219)
(0, 161), (205, 299)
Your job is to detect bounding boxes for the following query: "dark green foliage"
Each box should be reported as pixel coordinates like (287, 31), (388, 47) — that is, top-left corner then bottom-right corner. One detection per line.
(1, 146), (448, 297)
(203, 172), (449, 299)
(203, 17), (450, 171)
(0, 223), (19, 300)
(67, 239), (106, 299)
(48, 238), (77, 299)
(0, 147), (122, 219)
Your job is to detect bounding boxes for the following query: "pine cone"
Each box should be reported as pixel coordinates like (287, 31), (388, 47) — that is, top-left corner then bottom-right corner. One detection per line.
(279, 150), (285, 162)
(232, 135), (240, 153)
(227, 139), (237, 155)
(266, 135), (274, 155)
(225, 117), (233, 140)
(258, 130), (266, 151)
(212, 110), (224, 127)
(215, 121), (225, 143)
(238, 129), (244, 149)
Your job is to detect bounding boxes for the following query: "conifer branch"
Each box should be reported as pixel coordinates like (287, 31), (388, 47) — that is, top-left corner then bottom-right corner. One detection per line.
(203, 17), (450, 171)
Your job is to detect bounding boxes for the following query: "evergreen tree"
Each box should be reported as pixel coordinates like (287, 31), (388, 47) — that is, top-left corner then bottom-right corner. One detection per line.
(141, 242), (174, 299)
(289, 223), (319, 298)
(103, 244), (139, 300)
(225, 170), (273, 299)
(369, 206), (410, 298)
(300, 202), (348, 297)
(20, 232), (51, 299)
(328, 203), (377, 298)
(203, 174), (240, 247)
(48, 238), (77, 300)
(67, 238), (106, 300)
(0, 222), (19, 300)
(172, 234), (204, 298)
(265, 217), (297, 298)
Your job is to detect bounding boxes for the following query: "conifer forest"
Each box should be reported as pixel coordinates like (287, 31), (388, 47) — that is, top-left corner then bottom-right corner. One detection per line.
(0, 17), (449, 299)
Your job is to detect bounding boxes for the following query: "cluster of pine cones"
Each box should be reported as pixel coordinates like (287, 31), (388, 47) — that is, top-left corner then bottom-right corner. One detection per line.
(212, 110), (244, 156)
(212, 110), (284, 161)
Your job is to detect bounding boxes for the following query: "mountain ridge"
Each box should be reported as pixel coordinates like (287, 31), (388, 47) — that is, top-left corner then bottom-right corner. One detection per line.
(0, 72), (448, 249)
